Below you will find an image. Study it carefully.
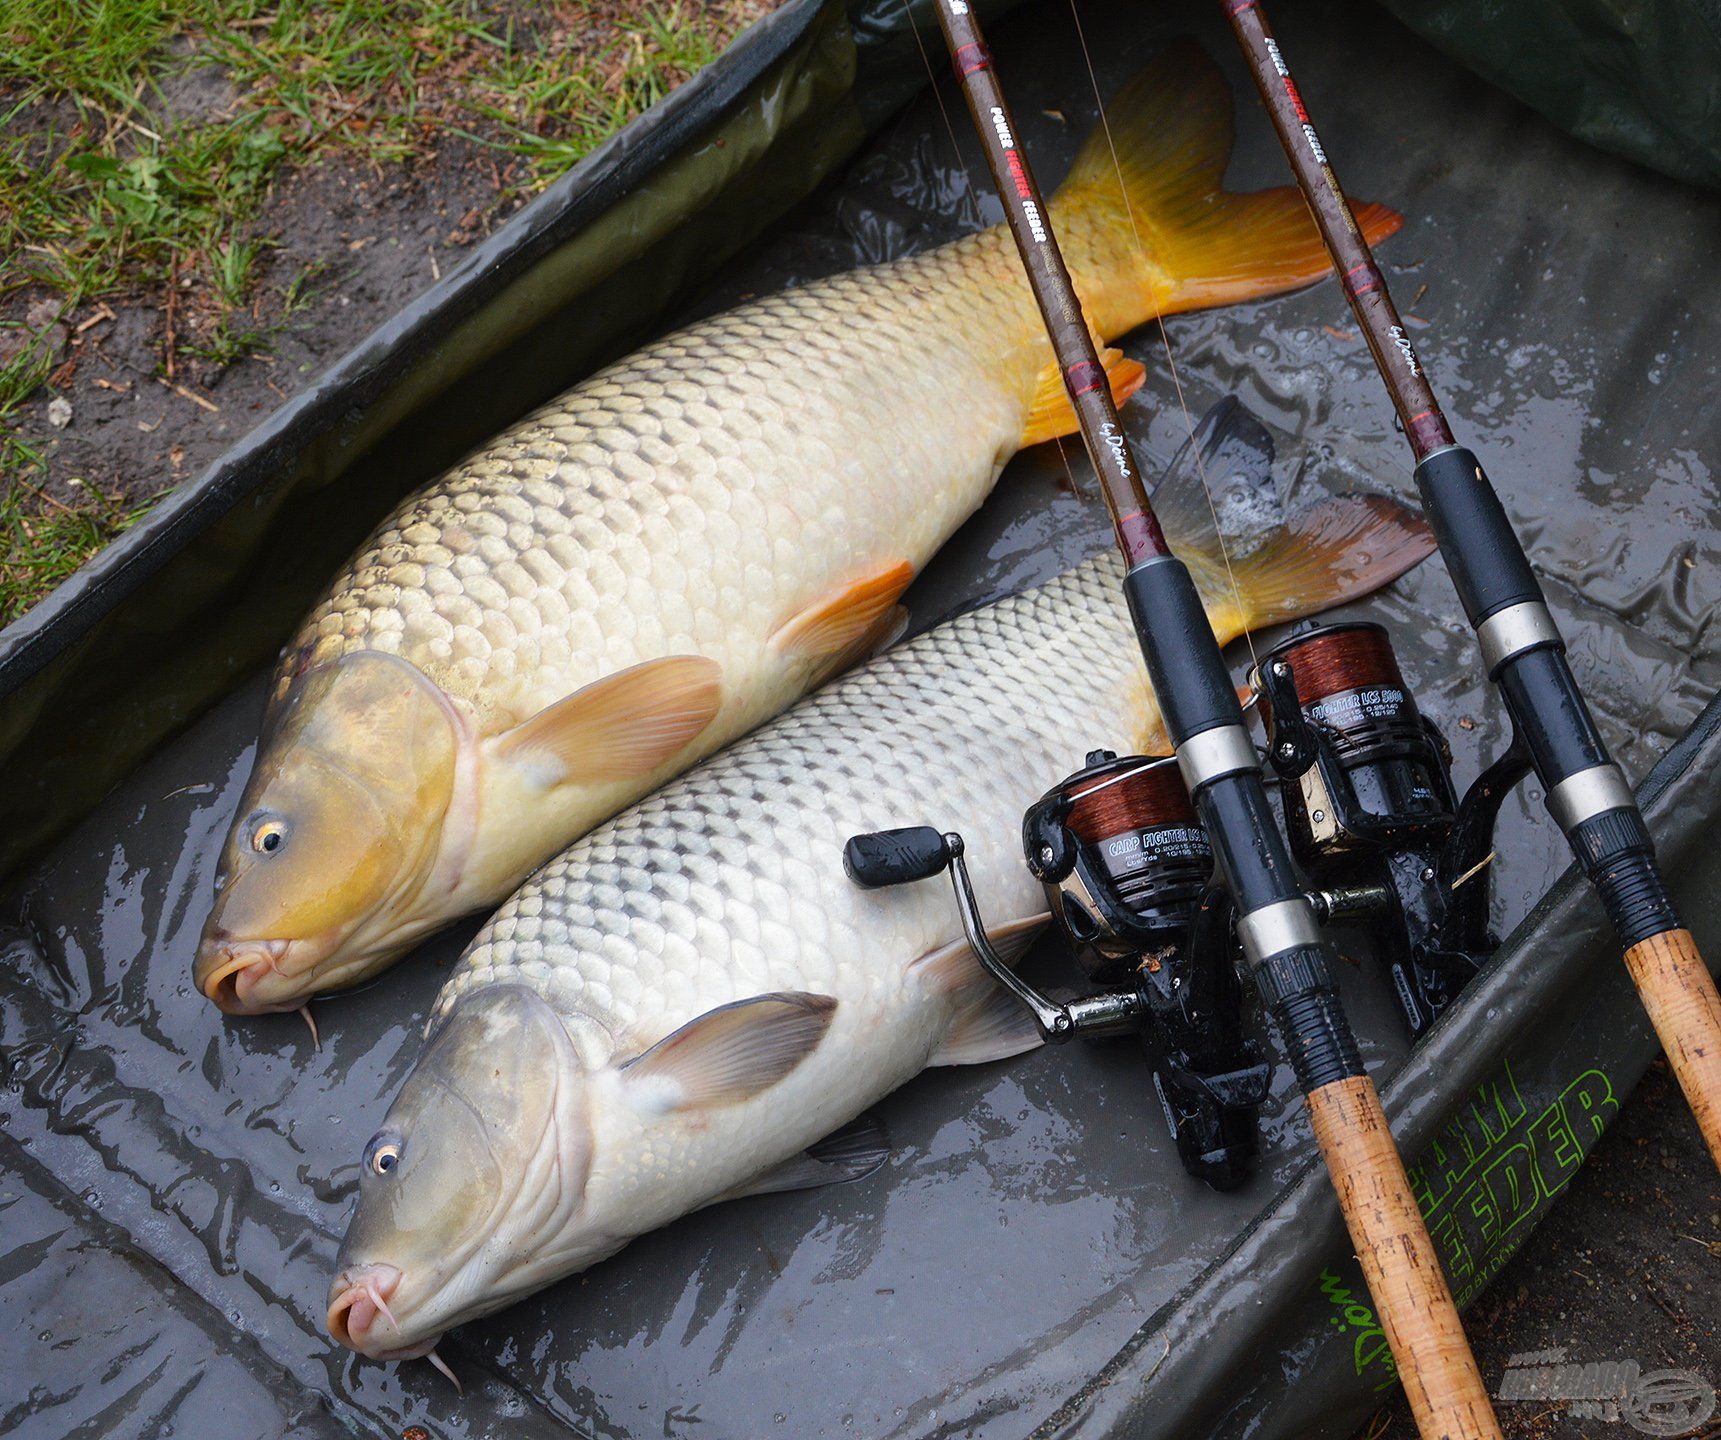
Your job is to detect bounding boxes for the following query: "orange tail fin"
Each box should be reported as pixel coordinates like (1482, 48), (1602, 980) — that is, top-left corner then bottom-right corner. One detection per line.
(1051, 41), (1402, 339)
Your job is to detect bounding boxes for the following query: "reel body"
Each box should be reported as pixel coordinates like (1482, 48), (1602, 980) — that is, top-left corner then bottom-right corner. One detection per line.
(1254, 623), (1528, 1037)
(1024, 752), (1268, 1189)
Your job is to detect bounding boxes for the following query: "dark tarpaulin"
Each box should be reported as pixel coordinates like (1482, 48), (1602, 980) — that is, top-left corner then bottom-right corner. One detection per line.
(1374, 0), (1721, 191)
(1, 1), (1718, 1438)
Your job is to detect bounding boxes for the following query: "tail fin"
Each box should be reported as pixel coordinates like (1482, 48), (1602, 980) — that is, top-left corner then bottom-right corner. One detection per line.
(1155, 398), (1435, 646)
(1051, 40), (1403, 340)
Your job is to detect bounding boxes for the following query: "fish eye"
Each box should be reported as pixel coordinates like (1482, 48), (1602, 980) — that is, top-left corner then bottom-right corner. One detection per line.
(363, 1132), (404, 1177)
(249, 814), (289, 855)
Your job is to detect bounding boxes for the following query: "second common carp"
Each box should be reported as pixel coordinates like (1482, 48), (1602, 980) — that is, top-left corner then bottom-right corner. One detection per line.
(196, 44), (1400, 1018)
(325, 410), (1433, 1361)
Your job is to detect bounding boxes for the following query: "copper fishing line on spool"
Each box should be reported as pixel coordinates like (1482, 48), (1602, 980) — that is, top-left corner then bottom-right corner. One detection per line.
(1257, 622), (1404, 729)
(1036, 753), (1213, 981)
(1064, 757), (1197, 846)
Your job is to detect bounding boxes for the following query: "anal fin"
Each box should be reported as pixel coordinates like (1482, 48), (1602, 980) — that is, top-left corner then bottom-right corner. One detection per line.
(772, 560), (915, 663)
(1021, 347), (1146, 448)
(713, 1114), (890, 1203)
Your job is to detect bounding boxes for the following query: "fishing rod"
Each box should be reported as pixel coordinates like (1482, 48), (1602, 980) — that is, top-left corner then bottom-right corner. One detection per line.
(844, 4), (1502, 1436)
(1223, 0), (1721, 1177)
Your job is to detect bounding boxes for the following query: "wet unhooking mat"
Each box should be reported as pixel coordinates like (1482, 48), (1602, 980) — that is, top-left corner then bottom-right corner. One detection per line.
(2, 1), (1719, 1437)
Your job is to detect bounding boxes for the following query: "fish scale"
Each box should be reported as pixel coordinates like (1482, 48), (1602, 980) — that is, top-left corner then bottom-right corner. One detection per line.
(327, 441), (1433, 1353)
(285, 235), (1034, 728)
(433, 555), (1142, 1063)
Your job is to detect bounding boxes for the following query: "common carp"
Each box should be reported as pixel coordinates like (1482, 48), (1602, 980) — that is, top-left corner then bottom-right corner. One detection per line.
(196, 44), (1401, 1018)
(325, 417), (1433, 1363)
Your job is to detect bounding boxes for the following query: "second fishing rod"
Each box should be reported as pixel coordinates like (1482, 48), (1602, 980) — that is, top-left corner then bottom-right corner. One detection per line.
(926, 3), (1500, 1437)
(1223, 0), (1721, 1176)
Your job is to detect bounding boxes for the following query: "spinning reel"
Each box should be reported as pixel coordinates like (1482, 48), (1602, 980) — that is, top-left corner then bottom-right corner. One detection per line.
(844, 622), (1528, 1191)
(845, 753), (1268, 1192)
(1252, 622), (1530, 1039)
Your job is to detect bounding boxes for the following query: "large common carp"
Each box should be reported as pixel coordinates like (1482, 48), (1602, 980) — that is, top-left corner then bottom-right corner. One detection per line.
(196, 44), (1400, 1018)
(324, 421), (1433, 1363)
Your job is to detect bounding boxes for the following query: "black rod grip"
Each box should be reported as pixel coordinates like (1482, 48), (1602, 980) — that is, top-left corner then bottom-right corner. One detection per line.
(1125, 557), (1241, 744)
(1495, 648), (1610, 784)
(1413, 446), (1542, 625)
(843, 827), (950, 889)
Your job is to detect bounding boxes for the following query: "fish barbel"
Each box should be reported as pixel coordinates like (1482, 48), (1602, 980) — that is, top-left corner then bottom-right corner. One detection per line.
(326, 410), (1434, 1359)
(195, 42), (1401, 1018)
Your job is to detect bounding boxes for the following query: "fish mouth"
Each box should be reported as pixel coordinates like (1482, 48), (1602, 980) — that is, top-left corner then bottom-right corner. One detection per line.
(195, 938), (299, 1014)
(326, 1264), (439, 1360)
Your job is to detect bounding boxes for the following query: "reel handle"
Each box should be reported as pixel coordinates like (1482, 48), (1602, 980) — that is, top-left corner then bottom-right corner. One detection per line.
(843, 826), (953, 888)
(842, 826), (1141, 1042)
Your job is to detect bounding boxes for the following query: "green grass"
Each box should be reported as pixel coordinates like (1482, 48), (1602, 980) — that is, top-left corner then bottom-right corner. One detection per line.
(0, 474), (161, 624)
(0, 0), (768, 619)
(0, 1), (760, 308)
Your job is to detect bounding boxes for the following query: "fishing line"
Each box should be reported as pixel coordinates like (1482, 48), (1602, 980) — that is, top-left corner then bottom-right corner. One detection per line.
(1050, 433), (1085, 499)
(1062, 0), (1261, 674)
(900, 0), (1087, 504)
(900, 0), (985, 230)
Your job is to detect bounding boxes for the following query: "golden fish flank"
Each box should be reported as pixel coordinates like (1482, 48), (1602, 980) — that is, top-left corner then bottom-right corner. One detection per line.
(326, 438), (1437, 1359)
(194, 41), (1406, 1017)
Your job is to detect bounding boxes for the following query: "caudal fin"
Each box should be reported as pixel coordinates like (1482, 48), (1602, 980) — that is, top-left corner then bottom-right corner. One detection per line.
(1051, 41), (1402, 340)
(1154, 398), (1434, 646)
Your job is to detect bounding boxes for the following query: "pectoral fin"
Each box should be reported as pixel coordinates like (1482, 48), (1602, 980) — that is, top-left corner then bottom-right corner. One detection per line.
(771, 560), (915, 663)
(620, 991), (837, 1114)
(712, 1114), (890, 1202)
(494, 655), (722, 786)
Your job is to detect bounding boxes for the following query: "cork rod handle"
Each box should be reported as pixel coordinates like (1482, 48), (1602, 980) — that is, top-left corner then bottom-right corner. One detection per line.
(1306, 1074), (1505, 1440)
(1623, 928), (1721, 1173)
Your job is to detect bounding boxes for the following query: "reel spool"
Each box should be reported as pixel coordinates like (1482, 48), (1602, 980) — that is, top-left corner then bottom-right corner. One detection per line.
(1253, 623), (1454, 863)
(1024, 751), (1211, 982)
